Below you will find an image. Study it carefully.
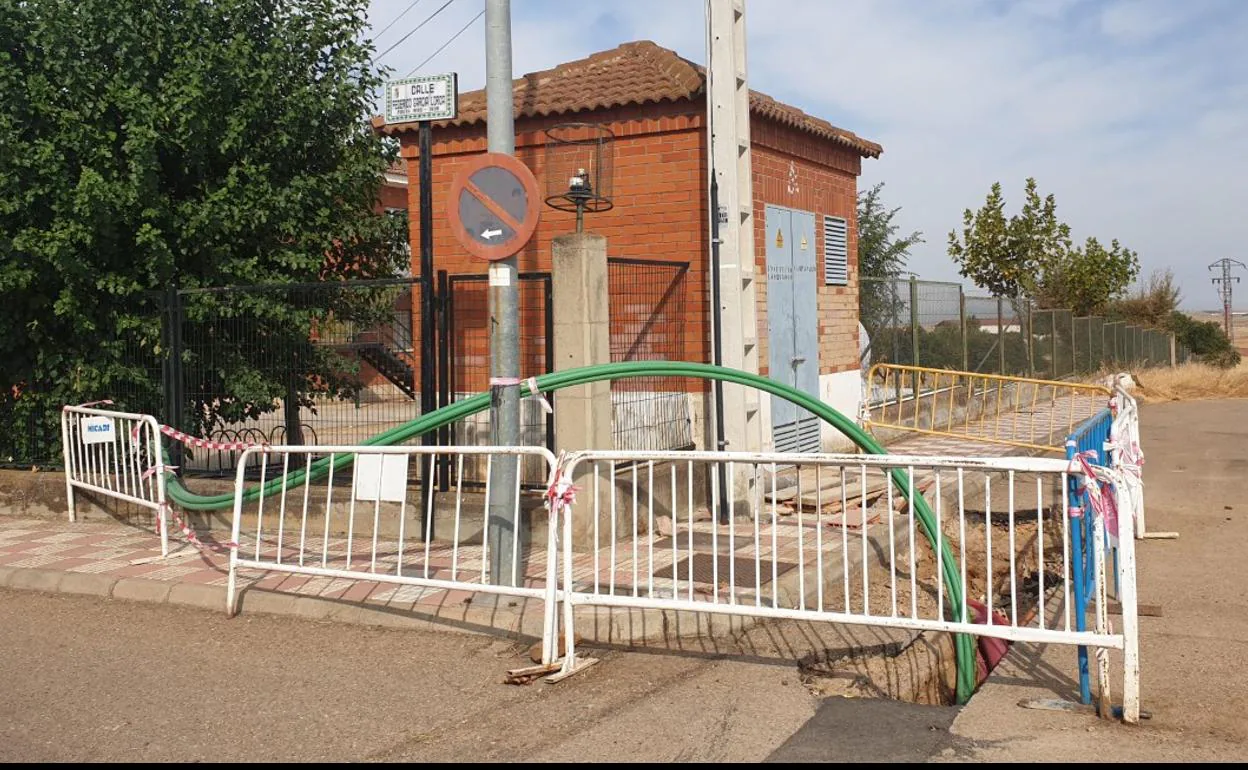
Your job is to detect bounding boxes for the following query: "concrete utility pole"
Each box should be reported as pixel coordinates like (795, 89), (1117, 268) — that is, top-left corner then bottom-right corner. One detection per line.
(485, 0), (521, 587)
(706, 0), (762, 481)
(1209, 258), (1245, 341)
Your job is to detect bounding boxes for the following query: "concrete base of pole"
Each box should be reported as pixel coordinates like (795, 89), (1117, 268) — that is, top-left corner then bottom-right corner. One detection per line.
(552, 234), (615, 549)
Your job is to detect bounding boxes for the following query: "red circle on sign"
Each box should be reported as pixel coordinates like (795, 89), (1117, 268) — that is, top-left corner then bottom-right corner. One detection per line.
(447, 152), (542, 262)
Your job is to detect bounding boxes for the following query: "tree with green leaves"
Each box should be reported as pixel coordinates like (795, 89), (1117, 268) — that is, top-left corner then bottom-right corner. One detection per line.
(948, 178), (1138, 315)
(0, 0), (405, 458)
(858, 182), (923, 281)
(1036, 237), (1139, 316)
(857, 183), (923, 363)
(947, 178), (1069, 300)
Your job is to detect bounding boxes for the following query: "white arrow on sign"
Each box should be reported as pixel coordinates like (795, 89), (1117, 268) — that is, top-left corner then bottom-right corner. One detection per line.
(481, 228), (502, 240)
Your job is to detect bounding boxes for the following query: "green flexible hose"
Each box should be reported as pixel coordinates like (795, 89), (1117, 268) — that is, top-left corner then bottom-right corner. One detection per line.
(162, 360), (977, 702)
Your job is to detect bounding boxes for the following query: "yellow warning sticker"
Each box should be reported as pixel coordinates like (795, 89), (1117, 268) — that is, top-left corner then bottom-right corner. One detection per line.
(776, 229), (784, 249)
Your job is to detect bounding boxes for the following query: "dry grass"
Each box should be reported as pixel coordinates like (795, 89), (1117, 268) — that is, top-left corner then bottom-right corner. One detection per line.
(1131, 362), (1248, 403)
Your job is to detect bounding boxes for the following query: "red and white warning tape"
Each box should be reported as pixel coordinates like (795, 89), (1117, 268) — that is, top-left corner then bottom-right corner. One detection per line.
(128, 422), (257, 553)
(526, 376), (554, 414)
(128, 422), (268, 453)
(544, 460), (578, 514)
(157, 502), (238, 554)
(1069, 449), (1119, 538)
(156, 424), (267, 452)
(140, 464), (176, 481)
(1108, 437), (1144, 479)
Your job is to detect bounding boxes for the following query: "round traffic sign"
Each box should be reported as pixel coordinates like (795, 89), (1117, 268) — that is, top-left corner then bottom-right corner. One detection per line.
(447, 153), (542, 261)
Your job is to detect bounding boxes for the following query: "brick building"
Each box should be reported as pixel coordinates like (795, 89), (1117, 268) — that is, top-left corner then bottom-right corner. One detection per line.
(380, 41), (880, 453)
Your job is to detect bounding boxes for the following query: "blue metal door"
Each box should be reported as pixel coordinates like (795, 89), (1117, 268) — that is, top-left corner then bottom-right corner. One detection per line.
(765, 206), (795, 436)
(790, 210), (820, 451)
(766, 206), (820, 452)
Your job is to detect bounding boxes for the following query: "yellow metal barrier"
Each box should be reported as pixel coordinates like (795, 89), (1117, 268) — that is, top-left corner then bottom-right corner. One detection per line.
(863, 364), (1112, 453)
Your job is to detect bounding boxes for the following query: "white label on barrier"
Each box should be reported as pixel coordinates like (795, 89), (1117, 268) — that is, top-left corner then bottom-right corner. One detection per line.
(355, 454), (409, 503)
(80, 416), (116, 445)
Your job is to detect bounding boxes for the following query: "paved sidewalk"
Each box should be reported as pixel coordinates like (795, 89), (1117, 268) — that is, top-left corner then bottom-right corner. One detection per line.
(0, 517), (493, 609)
(0, 413), (1057, 646)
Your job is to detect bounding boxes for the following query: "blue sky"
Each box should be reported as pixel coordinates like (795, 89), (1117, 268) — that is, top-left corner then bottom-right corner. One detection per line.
(366, 0), (1248, 311)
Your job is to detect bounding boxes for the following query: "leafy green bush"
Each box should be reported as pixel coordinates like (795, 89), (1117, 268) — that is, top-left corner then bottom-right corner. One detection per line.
(1171, 313), (1241, 369)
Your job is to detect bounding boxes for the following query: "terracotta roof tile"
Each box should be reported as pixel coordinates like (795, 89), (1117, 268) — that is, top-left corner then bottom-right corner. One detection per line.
(380, 41), (881, 158)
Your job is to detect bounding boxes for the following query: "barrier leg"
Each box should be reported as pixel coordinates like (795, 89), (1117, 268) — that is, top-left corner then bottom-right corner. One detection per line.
(1067, 474), (1092, 704)
(225, 459), (249, 617)
(1117, 486), (1142, 723)
(540, 485), (559, 666)
(61, 411), (76, 522)
(1091, 507), (1113, 718)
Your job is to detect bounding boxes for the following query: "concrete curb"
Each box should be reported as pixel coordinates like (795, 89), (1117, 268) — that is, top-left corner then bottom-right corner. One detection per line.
(0, 565), (544, 643)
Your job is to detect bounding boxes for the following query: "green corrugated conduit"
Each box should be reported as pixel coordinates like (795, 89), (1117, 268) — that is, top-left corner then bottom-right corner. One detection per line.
(162, 361), (977, 702)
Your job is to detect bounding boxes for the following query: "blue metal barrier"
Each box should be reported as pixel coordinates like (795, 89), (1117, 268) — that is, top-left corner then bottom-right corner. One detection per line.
(1065, 407), (1114, 705)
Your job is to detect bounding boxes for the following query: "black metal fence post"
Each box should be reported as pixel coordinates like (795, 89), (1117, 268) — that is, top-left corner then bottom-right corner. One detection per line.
(436, 270), (451, 493)
(162, 286), (185, 473)
(419, 121), (437, 541)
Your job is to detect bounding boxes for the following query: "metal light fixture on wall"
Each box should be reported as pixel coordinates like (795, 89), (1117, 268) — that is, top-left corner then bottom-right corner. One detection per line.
(543, 122), (614, 232)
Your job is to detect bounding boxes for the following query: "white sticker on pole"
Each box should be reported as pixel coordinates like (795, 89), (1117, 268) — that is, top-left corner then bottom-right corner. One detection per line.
(355, 454), (410, 503)
(80, 416), (116, 445)
(488, 263), (511, 286)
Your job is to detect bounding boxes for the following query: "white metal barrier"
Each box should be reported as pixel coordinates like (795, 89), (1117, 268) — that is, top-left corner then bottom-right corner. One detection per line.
(1110, 387), (1147, 537)
(61, 405), (169, 555)
(226, 444), (562, 664)
(553, 449), (1140, 721)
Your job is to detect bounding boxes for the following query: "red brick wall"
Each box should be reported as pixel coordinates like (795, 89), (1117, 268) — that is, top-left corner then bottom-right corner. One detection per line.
(378, 181), (407, 211)
(750, 118), (862, 378)
(399, 101), (709, 393)
(393, 99), (865, 394)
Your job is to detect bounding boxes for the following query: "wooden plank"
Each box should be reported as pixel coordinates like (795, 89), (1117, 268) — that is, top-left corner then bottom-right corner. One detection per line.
(504, 662), (562, 685)
(1086, 602), (1163, 617)
(793, 473), (935, 512)
(545, 657), (599, 683)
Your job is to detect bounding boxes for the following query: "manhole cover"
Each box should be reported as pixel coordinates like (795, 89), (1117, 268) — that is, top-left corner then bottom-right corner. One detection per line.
(655, 552), (797, 588)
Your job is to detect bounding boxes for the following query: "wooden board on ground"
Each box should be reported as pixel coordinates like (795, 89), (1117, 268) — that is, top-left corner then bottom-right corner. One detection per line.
(773, 472), (937, 516)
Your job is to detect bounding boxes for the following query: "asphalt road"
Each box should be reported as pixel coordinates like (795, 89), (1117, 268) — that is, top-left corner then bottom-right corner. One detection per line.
(0, 588), (825, 762)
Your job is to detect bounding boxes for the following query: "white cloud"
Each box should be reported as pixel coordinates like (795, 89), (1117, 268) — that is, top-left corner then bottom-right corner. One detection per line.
(367, 0), (1248, 310)
(1099, 0), (1185, 44)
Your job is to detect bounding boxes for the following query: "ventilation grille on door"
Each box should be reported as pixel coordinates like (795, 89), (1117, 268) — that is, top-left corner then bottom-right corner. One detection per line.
(823, 215), (848, 286)
(773, 416), (821, 453)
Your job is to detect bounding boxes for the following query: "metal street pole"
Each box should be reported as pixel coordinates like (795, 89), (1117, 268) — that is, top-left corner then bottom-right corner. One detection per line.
(485, 0), (520, 587)
(419, 120), (437, 542)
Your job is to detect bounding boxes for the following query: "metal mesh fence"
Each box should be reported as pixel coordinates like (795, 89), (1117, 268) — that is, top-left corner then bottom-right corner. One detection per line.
(860, 276), (910, 367)
(860, 277), (1185, 383)
(607, 258), (694, 452)
(913, 281), (963, 370)
(173, 279), (430, 476)
(1053, 309), (1073, 379)
(445, 273), (553, 470)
